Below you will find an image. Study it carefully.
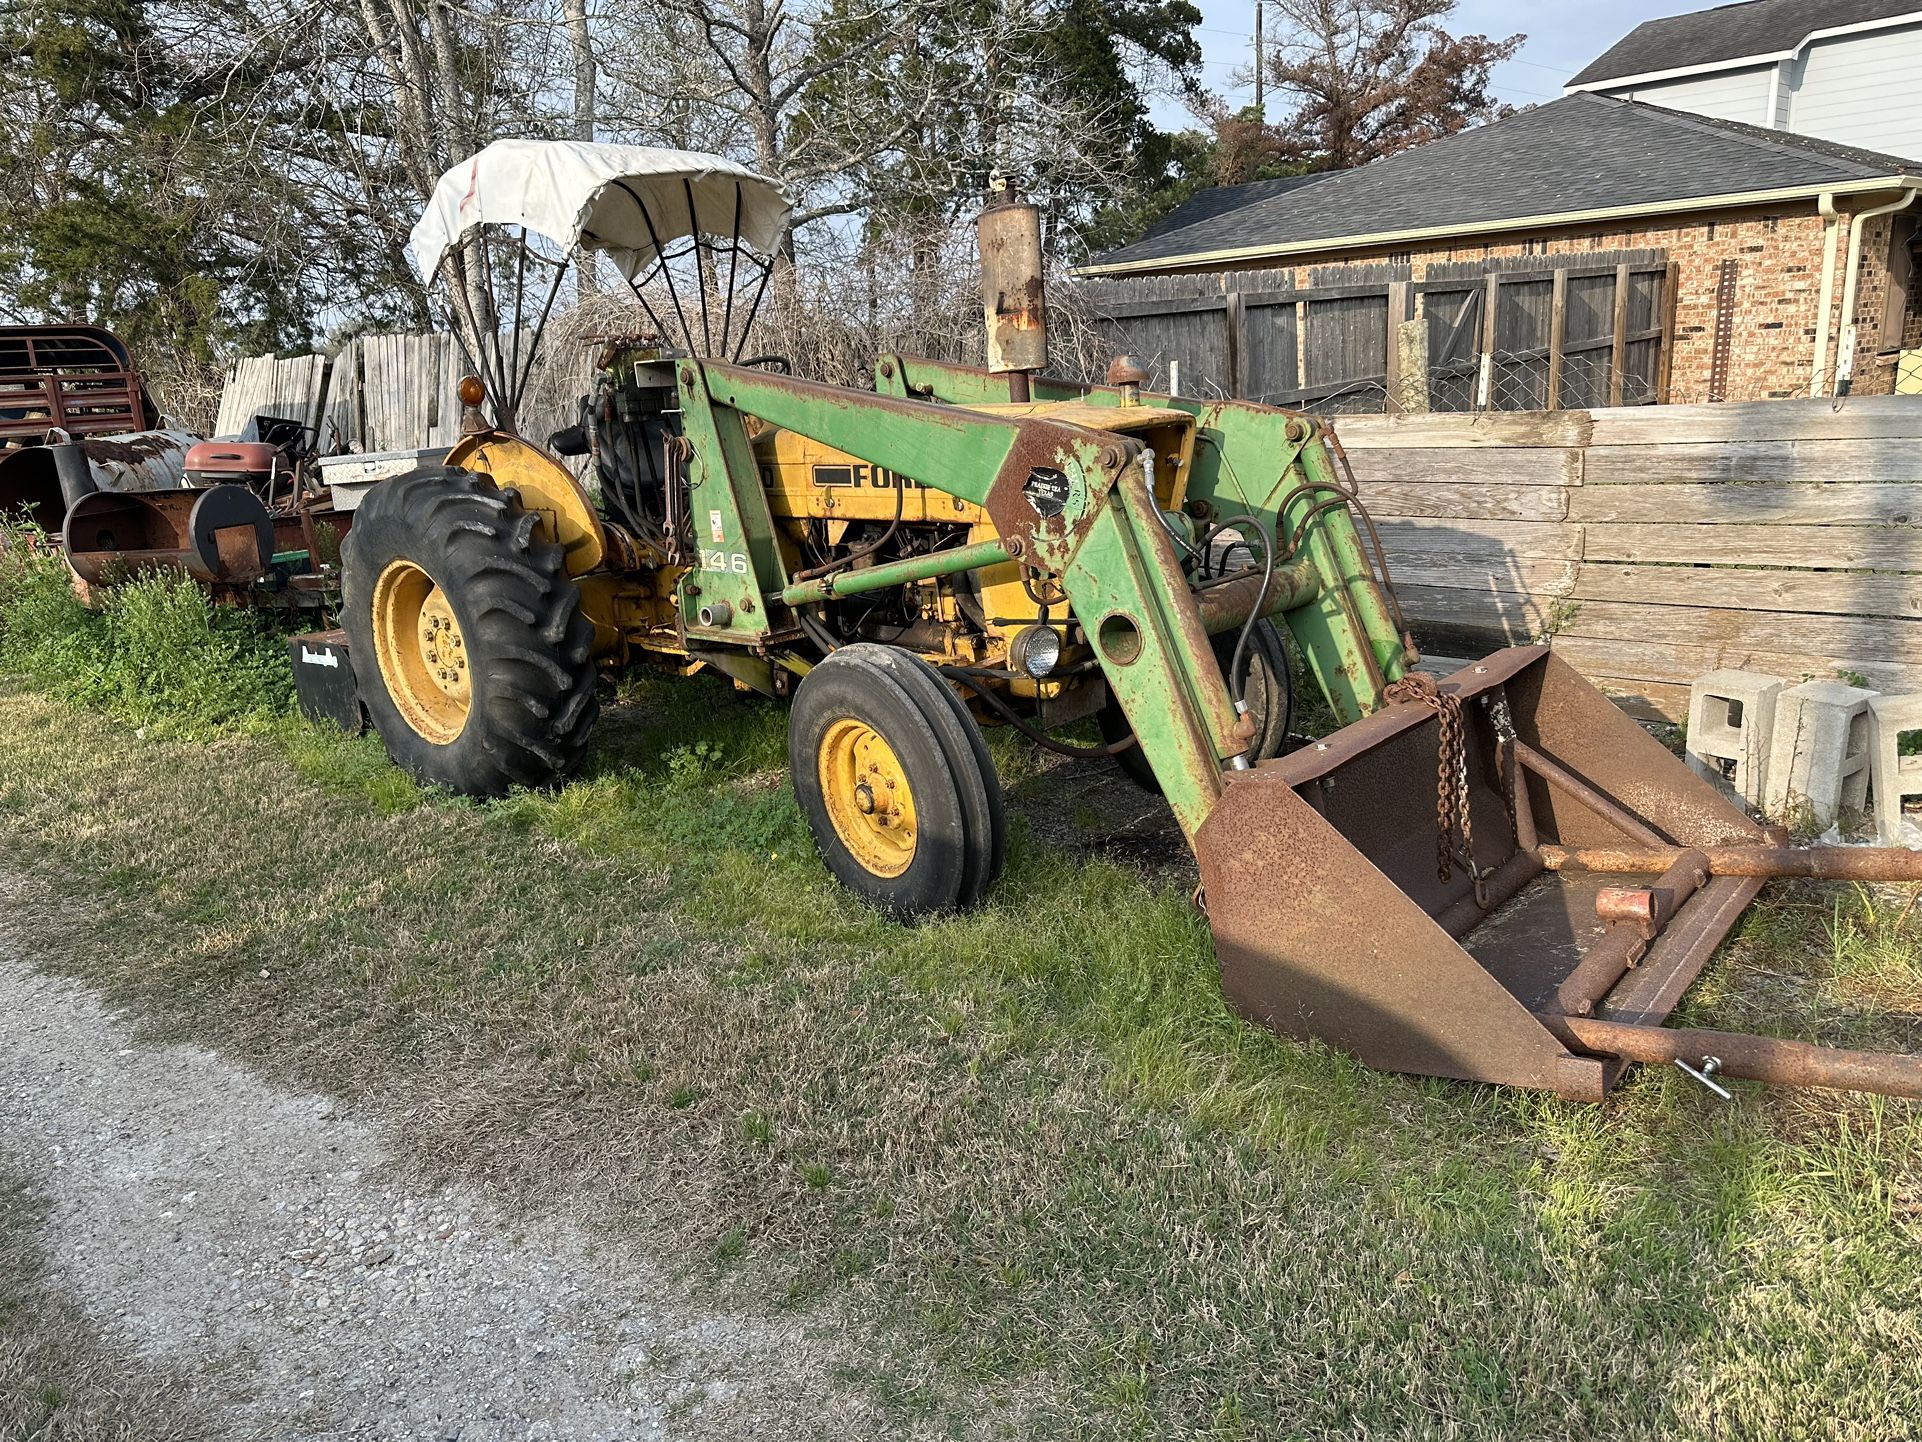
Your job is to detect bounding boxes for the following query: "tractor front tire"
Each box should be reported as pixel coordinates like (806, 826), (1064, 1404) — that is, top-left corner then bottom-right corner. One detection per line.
(790, 644), (1005, 920)
(342, 466), (598, 798)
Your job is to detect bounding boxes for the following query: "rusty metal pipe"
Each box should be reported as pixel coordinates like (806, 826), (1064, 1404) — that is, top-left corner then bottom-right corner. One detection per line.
(1436, 847), (1547, 939)
(1192, 559), (1322, 636)
(1541, 844), (1922, 881)
(1551, 848), (1709, 1017)
(1512, 740), (1668, 847)
(1502, 731), (1539, 852)
(1540, 1014), (1922, 1100)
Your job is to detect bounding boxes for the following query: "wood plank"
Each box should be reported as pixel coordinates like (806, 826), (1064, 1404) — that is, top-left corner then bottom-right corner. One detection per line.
(1478, 272), (1499, 411)
(1583, 522), (1922, 570)
(1656, 261), (1679, 405)
(1552, 635), (1921, 694)
(1574, 561), (1922, 618)
(1338, 445), (1581, 487)
(1582, 438), (1922, 485)
(1329, 409), (1593, 448)
(1357, 481), (1568, 521)
(1572, 483), (1922, 524)
(319, 340), (359, 450)
(1557, 599), (1922, 664)
(1586, 395), (1922, 445)
(1547, 268), (1567, 409)
(1377, 517), (1584, 560)
(1383, 555), (1581, 596)
(1608, 262), (1629, 408)
(1396, 583), (1554, 643)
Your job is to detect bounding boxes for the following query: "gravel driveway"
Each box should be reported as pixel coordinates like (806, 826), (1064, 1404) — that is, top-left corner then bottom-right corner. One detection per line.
(0, 946), (900, 1441)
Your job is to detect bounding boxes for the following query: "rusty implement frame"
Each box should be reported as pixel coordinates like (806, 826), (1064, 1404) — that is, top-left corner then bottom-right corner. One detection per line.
(1195, 645), (1922, 1103)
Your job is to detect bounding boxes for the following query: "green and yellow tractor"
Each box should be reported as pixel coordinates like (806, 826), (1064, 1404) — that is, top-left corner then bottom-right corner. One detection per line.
(315, 140), (1922, 1104)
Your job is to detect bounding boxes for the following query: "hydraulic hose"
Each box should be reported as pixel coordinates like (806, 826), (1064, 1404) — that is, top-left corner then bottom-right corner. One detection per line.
(1191, 512), (1277, 714)
(940, 665), (1138, 760)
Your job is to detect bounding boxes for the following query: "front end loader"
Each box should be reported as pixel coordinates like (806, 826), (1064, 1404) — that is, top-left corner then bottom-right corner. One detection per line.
(325, 140), (1922, 1105)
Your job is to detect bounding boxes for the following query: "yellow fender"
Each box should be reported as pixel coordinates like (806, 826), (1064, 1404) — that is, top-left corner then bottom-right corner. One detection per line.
(446, 432), (606, 577)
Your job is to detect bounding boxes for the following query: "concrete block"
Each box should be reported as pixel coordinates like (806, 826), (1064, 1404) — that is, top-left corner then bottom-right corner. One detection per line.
(1763, 681), (1876, 827)
(1686, 669), (1782, 808)
(1868, 693), (1922, 846)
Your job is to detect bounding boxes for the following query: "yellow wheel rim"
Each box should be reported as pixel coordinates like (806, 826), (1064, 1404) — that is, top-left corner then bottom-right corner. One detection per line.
(817, 718), (917, 879)
(370, 559), (472, 744)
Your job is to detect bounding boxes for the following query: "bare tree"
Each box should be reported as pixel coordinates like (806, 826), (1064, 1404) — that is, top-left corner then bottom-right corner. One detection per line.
(1258, 0), (1521, 170)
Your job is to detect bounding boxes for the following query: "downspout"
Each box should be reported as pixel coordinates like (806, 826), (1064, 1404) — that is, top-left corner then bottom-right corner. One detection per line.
(1812, 192), (1842, 396)
(1834, 188), (1919, 397)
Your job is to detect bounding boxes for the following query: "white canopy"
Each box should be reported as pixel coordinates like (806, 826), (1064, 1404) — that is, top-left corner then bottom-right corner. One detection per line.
(409, 139), (791, 283)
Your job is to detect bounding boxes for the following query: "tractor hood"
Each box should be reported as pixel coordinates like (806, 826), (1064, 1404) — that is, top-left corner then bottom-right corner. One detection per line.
(409, 139), (791, 282)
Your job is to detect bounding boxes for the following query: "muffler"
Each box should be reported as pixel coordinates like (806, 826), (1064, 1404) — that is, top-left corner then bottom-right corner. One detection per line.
(1196, 646), (1922, 1101)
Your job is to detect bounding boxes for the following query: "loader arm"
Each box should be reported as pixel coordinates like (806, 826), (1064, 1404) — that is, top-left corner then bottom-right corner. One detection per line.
(683, 359), (1287, 834)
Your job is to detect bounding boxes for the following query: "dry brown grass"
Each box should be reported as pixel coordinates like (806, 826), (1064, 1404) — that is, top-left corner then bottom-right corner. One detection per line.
(4, 680), (1922, 1439)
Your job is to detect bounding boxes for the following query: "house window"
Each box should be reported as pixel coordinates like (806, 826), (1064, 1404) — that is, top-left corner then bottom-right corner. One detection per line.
(1706, 221), (1718, 240)
(1764, 216), (1781, 233)
(1879, 217), (1918, 350)
(1387, 250), (1412, 265)
(1521, 237), (1548, 255)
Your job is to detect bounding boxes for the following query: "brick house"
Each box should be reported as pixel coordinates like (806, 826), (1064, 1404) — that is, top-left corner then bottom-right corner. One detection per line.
(1077, 94), (1922, 403)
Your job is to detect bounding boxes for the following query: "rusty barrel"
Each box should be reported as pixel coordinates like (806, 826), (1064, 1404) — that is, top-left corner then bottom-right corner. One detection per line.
(62, 484), (275, 588)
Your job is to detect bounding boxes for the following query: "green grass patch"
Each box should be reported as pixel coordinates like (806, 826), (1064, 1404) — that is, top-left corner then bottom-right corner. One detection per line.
(0, 527), (293, 736)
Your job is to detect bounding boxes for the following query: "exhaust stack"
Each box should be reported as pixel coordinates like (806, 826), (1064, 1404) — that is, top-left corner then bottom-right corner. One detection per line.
(976, 179), (1048, 402)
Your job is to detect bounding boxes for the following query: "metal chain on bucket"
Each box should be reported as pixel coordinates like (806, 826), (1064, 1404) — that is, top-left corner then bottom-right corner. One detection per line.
(1486, 692), (1519, 841)
(1386, 672), (1472, 885)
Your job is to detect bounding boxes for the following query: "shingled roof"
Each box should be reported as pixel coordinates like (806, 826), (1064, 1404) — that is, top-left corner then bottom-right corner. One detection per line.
(1569, 0), (1921, 88)
(1079, 94), (1922, 276)
(1135, 173), (1337, 241)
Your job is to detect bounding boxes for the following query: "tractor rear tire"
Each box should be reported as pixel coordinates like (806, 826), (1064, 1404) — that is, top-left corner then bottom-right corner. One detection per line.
(790, 644), (1005, 920)
(341, 466), (599, 798)
(1101, 618), (1294, 793)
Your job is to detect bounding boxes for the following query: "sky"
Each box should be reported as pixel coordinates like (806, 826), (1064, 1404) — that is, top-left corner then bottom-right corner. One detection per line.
(1148, 0), (1728, 131)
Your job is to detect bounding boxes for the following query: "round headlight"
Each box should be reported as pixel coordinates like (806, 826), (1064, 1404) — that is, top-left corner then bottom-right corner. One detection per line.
(1010, 624), (1062, 679)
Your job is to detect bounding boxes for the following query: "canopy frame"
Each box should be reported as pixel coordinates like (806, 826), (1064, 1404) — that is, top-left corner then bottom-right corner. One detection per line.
(413, 143), (790, 436)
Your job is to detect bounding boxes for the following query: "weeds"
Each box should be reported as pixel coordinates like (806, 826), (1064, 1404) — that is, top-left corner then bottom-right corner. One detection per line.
(0, 527), (292, 735)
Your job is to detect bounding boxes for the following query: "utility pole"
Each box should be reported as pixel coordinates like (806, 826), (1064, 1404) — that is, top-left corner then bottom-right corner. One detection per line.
(1253, 1), (1264, 118)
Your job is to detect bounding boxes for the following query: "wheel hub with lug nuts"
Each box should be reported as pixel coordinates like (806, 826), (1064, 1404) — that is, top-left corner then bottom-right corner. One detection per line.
(371, 558), (474, 745)
(818, 719), (917, 876)
(417, 593), (470, 700)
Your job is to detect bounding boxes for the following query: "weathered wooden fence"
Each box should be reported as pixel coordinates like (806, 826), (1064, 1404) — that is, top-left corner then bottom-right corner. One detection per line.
(1079, 250), (1675, 415)
(213, 354), (332, 437)
(1339, 394), (1922, 719)
(214, 332), (591, 452)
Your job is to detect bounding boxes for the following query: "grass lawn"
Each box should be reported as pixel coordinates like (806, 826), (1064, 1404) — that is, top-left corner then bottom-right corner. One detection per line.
(2, 555), (1921, 1438)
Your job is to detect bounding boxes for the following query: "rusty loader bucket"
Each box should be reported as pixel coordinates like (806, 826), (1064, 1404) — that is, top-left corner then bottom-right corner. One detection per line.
(1197, 646), (1922, 1102)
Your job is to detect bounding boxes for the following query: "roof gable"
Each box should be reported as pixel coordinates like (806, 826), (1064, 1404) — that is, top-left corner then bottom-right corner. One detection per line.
(1569, 0), (1922, 87)
(1082, 95), (1919, 274)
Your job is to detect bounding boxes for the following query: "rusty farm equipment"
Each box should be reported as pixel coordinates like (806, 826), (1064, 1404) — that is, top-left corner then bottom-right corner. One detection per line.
(307, 140), (1922, 1106)
(0, 326), (352, 604)
(0, 325), (199, 533)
